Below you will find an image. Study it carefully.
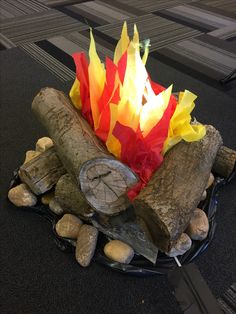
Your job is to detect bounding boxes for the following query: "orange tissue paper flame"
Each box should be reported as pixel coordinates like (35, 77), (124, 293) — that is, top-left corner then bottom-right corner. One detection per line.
(69, 22), (206, 199)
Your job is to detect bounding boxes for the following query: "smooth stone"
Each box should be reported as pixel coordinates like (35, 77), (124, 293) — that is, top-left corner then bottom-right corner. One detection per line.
(186, 208), (209, 241)
(56, 214), (82, 239)
(36, 137), (53, 152)
(104, 240), (134, 264)
(49, 198), (64, 215)
(206, 173), (214, 189)
(8, 183), (37, 207)
(201, 190), (207, 201)
(166, 233), (192, 257)
(41, 190), (54, 205)
(75, 225), (98, 267)
(23, 150), (41, 164)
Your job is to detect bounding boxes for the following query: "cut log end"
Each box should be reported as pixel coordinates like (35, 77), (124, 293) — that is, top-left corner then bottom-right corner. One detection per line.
(79, 158), (138, 215)
(134, 201), (171, 251)
(19, 147), (66, 195)
(212, 145), (236, 178)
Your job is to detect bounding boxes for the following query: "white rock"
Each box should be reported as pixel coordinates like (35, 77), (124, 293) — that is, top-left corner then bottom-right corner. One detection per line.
(36, 137), (53, 152)
(56, 214), (82, 239)
(76, 225), (98, 267)
(23, 150), (41, 164)
(49, 198), (63, 215)
(8, 184), (37, 207)
(166, 233), (192, 257)
(186, 208), (209, 241)
(206, 173), (214, 189)
(104, 240), (134, 264)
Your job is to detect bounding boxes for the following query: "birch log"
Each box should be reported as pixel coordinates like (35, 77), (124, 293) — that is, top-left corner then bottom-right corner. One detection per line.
(134, 125), (223, 252)
(32, 88), (138, 215)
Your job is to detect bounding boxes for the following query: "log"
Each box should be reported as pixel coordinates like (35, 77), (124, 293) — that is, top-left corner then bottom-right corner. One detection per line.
(32, 88), (138, 215)
(92, 206), (159, 263)
(19, 147), (66, 195)
(134, 125), (223, 252)
(212, 145), (236, 178)
(173, 92), (236, 178)
(55, 174), (94, 220)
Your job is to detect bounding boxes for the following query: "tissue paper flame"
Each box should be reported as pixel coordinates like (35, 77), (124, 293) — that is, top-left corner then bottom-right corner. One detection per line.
(70, 22), (205, 199)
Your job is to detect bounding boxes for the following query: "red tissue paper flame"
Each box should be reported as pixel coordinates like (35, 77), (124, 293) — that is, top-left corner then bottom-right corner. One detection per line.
(69, 23), (205, 199)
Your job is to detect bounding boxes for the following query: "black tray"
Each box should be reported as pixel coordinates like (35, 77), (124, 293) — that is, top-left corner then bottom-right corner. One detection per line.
(9, 166), (235, 276)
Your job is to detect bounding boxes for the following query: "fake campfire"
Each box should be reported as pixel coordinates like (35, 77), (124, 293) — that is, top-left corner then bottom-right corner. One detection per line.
(8, 23), (236, 268)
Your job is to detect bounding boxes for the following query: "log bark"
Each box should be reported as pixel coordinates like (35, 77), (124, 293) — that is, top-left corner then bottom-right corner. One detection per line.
(55, 174), (94, 221)
(19, 147), (66, 195)
(134, 125), (223, 252)
(212, 145), (236, 178)
(32, 88), (138, 215)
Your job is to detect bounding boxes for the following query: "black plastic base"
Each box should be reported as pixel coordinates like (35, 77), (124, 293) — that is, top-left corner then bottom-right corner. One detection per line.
(9, 167), (235, 276)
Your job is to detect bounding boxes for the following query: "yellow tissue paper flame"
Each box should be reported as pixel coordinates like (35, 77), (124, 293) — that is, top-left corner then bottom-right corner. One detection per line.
(70, 22), (206, 159)
(163, 91), (206, 154)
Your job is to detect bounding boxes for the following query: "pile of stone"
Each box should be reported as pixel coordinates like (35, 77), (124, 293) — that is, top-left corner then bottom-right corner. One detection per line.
(8, 137), (136, 266)
(8, 136), (214, 266)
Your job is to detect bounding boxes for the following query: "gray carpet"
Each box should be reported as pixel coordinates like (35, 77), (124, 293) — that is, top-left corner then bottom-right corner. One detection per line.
(1, 0), (236, 86)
